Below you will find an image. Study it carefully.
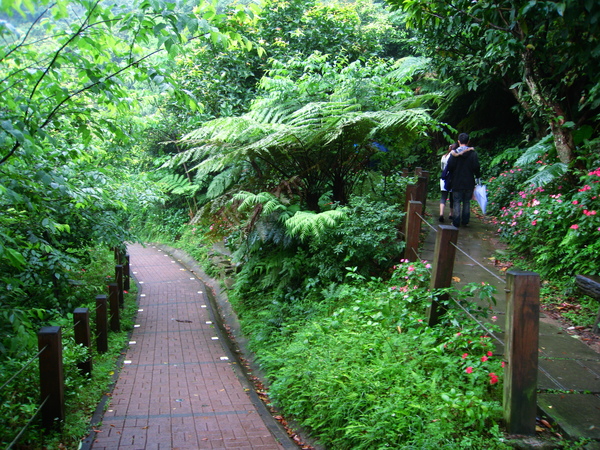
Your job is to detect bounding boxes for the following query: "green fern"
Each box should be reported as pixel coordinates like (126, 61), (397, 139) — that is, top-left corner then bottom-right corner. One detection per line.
(284, 209), (347, 241)
(514, 135), (554, 167)
(157, 174), (199, 196)
(527, 162), (568, 187)
(232, 191), (287, 215)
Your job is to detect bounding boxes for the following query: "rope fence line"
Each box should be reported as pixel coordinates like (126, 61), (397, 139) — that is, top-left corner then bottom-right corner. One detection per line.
(450, 241), (507, 284)
(415, 212), (437, 233)
(0, 345), (48, 393)
(447, 295), (505, 347)
(5, 395), (50, 450)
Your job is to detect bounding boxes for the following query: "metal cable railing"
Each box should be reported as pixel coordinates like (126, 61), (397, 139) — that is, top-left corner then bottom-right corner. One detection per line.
(0, 346), (47, 393)
(5, 395), (50, 450)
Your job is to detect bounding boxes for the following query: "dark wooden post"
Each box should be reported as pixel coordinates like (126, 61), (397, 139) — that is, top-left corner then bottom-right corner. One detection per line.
(402, 168), (409, 177)
(404, 200), (423, 262)
(124, 254), (130, 291)
(38, 326), (65, 428)
(113, 246), (121, 264)
(427, 225), (459, 326)
(115, 264), (124, 308)
(73, 308), (92, 376)
(108, 283), (120, 332)
(95, 295), (108, 353)
(504, 271), (540, 435)
(416, 175), (429, 212)
(415, 167), (422, 176)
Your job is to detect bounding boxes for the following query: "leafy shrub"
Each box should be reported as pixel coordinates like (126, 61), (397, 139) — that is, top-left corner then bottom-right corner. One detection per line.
(237, 260), (506, 449)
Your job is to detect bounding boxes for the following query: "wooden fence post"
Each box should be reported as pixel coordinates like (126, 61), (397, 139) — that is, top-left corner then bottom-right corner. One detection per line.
(115, 264), (124, 308)
(37, 326), (65, 428)
(504, 270), (540, 435)
(404, 200), (423, 262)
(73, 308), (92, 376)
(95, 295), (108, 353)
(108, 283), (120, 332)
(416, 175), (429, 212)
(124, 254), (130, 291)
(427, 224), (459, 326)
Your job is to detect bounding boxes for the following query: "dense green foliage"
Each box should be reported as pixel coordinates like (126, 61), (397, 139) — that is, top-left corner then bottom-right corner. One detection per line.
(2, 0), (600, 447)
(231, 258), (506, 448)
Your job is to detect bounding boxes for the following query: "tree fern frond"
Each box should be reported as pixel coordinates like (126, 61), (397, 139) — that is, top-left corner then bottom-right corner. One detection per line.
(232, 191), (287, 215)
(157, 174), (199, 196)
(206, 167), (237, 199)
(526, 162), (568, 187)
(284, 209), (347, 242)
(386, 56), (431, 83)
(514, 135), (554, 167)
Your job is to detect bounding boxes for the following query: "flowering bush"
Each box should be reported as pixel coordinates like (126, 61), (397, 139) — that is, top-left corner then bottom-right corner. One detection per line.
(490, 167), (600, 279)
(485, 165), (536, 216)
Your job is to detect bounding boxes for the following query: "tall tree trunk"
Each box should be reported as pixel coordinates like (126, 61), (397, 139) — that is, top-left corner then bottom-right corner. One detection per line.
(521, 49), (575, 165)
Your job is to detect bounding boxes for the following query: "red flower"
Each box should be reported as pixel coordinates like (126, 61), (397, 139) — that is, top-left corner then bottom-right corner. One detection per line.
(462, 353), (468, 359)
(489, 373), (499, 385)
(481, 355), (489, 362)
(466, 367), (473, 374)
(487, 351), (493, 357)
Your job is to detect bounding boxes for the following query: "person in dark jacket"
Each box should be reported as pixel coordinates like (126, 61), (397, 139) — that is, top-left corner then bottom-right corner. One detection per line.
(446, 132), (481, 228)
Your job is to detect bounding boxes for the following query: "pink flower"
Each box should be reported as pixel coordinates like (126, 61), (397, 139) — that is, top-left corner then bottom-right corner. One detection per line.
(481, 355), (489, 362)
(489, 373), (499, 385)
(425, 263), (431, 269)
(570, 224), (579, 230)
(466, 367), (473, 374)
(491, 316), (497, 322)
(487, 351), (493, 357)
(573, 200), (579, 205)
(408, 265), (415, 272)
(462, 353), (468, 359)
(531, 220), (537, 226)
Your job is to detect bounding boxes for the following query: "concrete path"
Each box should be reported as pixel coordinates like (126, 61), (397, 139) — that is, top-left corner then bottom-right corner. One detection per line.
(420, 213), (600, 444)
(89, 244), (289, 450)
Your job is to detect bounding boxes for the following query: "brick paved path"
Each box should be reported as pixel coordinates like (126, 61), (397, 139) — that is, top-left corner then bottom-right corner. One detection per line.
(91, 244), (285, 450)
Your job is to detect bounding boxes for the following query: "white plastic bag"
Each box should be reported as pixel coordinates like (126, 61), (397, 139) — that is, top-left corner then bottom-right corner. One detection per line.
(473, 183), (487, 215)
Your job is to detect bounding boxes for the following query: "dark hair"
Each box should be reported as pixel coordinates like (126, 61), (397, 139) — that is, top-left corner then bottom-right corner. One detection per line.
(458, 133), (469, 145)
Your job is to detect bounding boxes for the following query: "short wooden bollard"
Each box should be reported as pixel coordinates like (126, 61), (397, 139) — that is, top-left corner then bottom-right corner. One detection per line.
(124, 254), (130, 291)
(37, 326), (65, 428)
(115, 264), (124, 308)
(504, 271), (540, 435)
(427, 225), (459, 326)
(73, 308), (92, 376)
(404, 200), (423, 262)
(108, 283), (120, 332)
(95, 295), (108, 353)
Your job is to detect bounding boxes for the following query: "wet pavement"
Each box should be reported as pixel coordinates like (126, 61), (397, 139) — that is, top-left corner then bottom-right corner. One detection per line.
(420, 211), (600, 445)
(86, 244), (293, 450)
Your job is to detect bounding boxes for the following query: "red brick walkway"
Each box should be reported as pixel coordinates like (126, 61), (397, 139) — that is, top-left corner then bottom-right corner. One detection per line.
(91, 244), (285, 450)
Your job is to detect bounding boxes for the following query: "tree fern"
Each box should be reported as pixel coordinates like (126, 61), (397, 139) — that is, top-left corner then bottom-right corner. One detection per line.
(514, 135), (554, 167)
(284, 209), (347, 242)
(232, 191), (288, 215)
(526, 162), (568, 187)
(157, 174), (199, 197)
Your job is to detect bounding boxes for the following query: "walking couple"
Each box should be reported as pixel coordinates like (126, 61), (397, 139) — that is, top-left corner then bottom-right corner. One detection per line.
(439, 133), (481, 228)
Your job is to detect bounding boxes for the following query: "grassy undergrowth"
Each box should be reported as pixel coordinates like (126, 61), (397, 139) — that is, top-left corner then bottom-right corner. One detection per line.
(230, 259), (510, 449)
